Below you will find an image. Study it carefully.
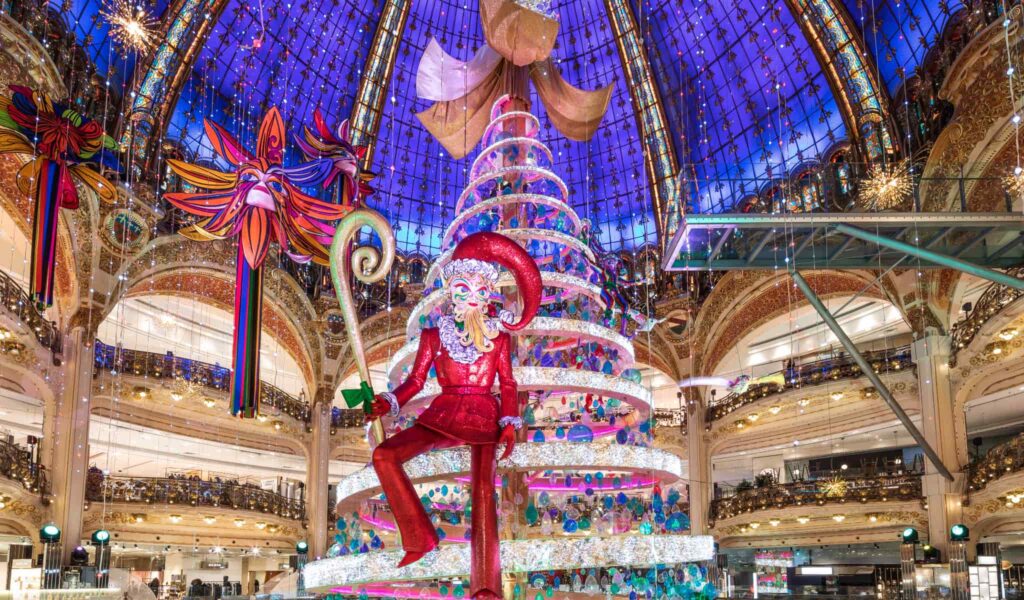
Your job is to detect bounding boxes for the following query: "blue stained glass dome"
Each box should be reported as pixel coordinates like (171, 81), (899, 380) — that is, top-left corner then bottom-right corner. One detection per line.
(52, 0), (966, 254)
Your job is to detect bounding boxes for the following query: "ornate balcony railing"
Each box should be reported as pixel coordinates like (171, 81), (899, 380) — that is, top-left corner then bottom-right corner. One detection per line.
(332, 408), (366, 429)
(710, 474), (923, 523)
(93, 341), (312, 422)
(0, 270), (61, 356)
(966, 433), (1024, 493)
(653, 408), (686, 428)
(93, 342), (370, 429)
(0, 438), (47, 495)
(85, 474), (305, 520)
(949, 268), (1024, 367)
(707, 345), (914, 422)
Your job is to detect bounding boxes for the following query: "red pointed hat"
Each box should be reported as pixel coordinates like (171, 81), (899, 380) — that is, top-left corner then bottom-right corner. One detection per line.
(445, 232), (542, 330)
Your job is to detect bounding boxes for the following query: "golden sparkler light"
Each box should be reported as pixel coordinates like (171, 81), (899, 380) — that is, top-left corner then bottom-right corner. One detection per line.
(101, 0), (158, 55)
(818, 475), (849, 498)
(859, 159), (913, 210)
(1004, 169), (1024, 203)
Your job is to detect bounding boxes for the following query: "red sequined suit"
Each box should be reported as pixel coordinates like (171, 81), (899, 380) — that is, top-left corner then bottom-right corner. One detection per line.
(371, 326), (517, 598)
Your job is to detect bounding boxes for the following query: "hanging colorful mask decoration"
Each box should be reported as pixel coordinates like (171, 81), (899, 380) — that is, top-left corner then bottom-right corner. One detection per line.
(0, 85), (121, 309)
(294, 108), (375, 206)
(164, 107), (348, 417)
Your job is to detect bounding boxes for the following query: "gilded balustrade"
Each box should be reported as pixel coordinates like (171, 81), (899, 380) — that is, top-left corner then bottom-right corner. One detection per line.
(93, 341), (367, 428)
(0, 438), (47, 495)
(85, 474), (305, 520)
(707, 345), (914, 422)
(709, 474), (923, 523)
(0, 270), (61, 356)
(949, 268), (1024, 367)
(966, 433), (1024, 493)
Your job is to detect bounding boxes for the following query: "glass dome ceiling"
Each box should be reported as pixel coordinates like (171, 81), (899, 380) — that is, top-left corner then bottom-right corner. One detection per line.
(60, 0), (961, 256)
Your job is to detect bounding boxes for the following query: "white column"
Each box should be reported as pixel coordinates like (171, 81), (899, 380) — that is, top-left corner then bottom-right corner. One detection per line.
(48, 326), (93, 559)
(686, 394), (711, 535)
(912, 335), (964, 557)
(306, 390), (332, 559)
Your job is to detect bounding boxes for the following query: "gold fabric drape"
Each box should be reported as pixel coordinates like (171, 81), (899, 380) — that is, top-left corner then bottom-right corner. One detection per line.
(531, 59), (613, 142)
(416, 63), (508, 159)
(479, 0), (559, 66)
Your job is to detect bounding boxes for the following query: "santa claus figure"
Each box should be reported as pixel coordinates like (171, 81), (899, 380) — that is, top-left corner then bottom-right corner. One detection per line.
(367, 231), (542, 600)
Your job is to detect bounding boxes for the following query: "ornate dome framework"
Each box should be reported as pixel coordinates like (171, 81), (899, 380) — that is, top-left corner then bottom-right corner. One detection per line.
(59, 0), (960, 256)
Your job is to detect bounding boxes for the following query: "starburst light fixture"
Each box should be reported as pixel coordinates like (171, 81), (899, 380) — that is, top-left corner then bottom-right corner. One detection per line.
(859, 159), (914, 209)
(819, 475), (849, 498)
(101, 0), (158, 56)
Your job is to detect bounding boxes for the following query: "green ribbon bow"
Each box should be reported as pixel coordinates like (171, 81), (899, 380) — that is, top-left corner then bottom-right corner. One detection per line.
(341, 381), (375, 414)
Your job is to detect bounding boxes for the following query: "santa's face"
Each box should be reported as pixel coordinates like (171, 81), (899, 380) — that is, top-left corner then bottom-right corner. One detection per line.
(448, 274), (492, 317)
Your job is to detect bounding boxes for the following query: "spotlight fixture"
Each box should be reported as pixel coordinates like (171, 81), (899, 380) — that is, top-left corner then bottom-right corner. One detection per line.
(234, 518), (246, 527)
(747, 413), (760, 422)
(901, 527), (919, 543)
(169, 515), (183, 523)
(768, 519), (780, 527)
(950, 524), (969, 541)
(255, 521), (267, 530)
(999, 328), (1019, 341)
(40, 524), (61, 542)
(202, 397), (217, 408)
(830, 391), (844, 402)
(832, 514), (846, 523)
(91, 530), (111, 546)
(768, 405), (781, 415)
(796, 516), (810, 524)
(203, 516), (216, 525)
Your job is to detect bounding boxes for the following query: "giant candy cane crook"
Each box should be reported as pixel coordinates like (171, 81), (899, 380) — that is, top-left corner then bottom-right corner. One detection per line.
(331, 208), (396, 445)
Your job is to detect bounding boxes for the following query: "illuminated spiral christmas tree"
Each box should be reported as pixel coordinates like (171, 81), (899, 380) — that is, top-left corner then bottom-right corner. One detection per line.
(305, 95), (716, 598)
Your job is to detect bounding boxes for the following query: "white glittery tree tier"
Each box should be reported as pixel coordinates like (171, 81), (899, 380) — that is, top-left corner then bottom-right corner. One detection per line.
(423, 230), (598, 287)
(335, 443), (682, 506)
(305, 534), (716, 591)
(383, 366), (652, 421)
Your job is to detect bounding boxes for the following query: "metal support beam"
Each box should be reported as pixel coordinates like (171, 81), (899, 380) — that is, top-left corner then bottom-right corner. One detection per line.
(836, 224), (1024, 290)
(706, 228), (733, 263)
(924, 227), (955, 249)
(829, 235), (856, 260)
(990, 233), (1024, 260)
(953, 227), (994, 258)
(789, 269), (955, 481)
(747, 231), (773, 265)
(791, 226), (819, 261)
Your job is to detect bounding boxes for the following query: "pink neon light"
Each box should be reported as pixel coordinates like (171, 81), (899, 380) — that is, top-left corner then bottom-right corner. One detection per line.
(451, 475), (656, 492)
(331, 585), (449, 599)
(359, 513), (469, 544)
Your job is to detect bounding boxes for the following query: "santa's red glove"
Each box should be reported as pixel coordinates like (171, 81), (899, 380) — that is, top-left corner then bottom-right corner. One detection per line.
(498, 424), (516, 460)
(366, 396), (393, 421)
